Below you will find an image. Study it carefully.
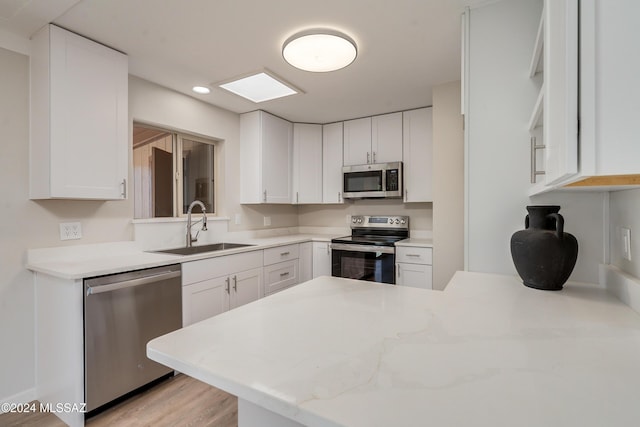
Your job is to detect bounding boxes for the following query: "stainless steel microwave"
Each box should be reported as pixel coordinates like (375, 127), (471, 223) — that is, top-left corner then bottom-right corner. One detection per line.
(342, 162), (403, 199)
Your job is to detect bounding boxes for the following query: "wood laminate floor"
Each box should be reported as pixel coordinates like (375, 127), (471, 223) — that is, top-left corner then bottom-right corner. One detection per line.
(0, 374), (237, 427)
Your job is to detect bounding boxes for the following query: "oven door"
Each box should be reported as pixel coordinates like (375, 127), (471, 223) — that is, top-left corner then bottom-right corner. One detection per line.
(330, 243), (396, 284)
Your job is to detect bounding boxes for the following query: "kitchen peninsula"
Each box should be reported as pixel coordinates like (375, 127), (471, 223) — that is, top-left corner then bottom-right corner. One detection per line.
(148, 272), (640, 427)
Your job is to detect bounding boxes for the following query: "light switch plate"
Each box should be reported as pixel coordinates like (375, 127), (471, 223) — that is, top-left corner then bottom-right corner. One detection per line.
(622, 227), (631, 261)
(263, 216), (271, 227)
(60, 222), (82, 240)
(234, 213), (241, 225)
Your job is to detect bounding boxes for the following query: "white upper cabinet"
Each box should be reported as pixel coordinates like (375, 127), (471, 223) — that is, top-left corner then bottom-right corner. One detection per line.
(402, 108), (433, 203)
(293, 123), (323, 204)
(240, 110), (293, 203)
(322, 122), (344, 204)
(343, 117), (371, 166)
(30, 25), (128, 200)
(571, 0), (640, 188)
(528, 0), (640, 192)
(343, 113), (402, 166)
(543, 0), (578, 186)
(371, 112), (403, 164)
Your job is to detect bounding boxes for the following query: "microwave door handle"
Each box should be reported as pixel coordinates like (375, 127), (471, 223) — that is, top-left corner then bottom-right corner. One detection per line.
(381, 167), (386, 193)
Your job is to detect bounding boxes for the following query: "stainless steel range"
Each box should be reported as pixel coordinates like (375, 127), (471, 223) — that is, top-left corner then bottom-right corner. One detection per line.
(330, 215), (409, 284)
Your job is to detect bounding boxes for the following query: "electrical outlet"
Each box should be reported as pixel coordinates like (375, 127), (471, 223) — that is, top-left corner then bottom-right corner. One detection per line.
(263, 216), (271, 227)
(622, 227), (632, 261)
(60, 222), (82, 240)
(234, 213), (241, 225)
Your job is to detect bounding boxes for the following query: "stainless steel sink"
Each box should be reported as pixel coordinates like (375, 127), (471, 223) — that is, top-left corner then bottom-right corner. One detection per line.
(152, 242), (254, 256)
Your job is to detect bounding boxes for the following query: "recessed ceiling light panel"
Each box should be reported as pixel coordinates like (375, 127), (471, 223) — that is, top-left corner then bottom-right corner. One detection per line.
(192, 85), (211, 94)
(218, 72), (298, 103)
(283, 29), (357, 72)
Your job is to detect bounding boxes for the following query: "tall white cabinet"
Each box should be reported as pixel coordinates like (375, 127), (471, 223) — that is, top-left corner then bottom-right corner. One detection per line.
(30, 25), (128, 200)
(293, 123), (323, 204)
(240, 111), (293, 204)
(322, 122), (344, 204)
(402, 108), (433, 202)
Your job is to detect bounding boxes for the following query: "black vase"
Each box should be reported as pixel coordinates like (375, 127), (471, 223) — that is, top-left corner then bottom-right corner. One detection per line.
(510, 205), (578, 291)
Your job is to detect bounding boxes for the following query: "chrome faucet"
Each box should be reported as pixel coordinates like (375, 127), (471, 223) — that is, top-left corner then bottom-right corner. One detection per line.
(186, 200), (208, 247)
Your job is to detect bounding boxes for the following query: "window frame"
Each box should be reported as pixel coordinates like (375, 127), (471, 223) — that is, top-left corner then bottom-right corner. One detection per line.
(132, 122), (218, 219)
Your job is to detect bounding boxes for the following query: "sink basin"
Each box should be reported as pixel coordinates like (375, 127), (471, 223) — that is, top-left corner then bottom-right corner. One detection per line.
(152, 242), (254, 256)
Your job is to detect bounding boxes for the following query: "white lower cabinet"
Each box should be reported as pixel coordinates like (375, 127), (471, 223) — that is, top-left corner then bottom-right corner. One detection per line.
(312, 242), (332, 278)
(299, 242), (313, 283)
(395, 246), (433, 290)
(183, 276), (230, 326)
(264, 260), (299, 295)
(182, 251), (263, 326)
(264, 244), (300, 295)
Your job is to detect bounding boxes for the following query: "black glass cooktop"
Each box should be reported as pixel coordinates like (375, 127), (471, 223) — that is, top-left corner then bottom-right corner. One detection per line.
(331, 235), (404, 247)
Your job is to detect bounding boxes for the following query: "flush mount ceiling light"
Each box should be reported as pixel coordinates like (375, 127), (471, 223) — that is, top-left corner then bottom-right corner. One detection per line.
(282, 29), (357, 72)
(192, 85), (211, 94)
(218, 71), (299, 103)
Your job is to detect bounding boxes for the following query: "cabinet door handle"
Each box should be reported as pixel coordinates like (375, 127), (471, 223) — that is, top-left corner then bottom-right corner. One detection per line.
(263, 190), (267, 202)
(280, 271), (290, 277)
(280, 251), (290, 256)
(367, 152), (370, 164)
(338, 191), (342, 202)
(397, 264), (400, 278)
(405, 189), (408, 201)
(225, 277), (230, 294)
(373, 152), (376, 163)
(296, 192), (299, 204)
(232, 275), (237, 292)
(530, 136), (546, 183)
(121, 178), (127, 199)
(406, 254), (421, 258)
(326, 244), (330, 255)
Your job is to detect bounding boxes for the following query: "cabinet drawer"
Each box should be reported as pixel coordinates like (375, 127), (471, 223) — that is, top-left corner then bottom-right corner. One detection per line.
(183, 250), (263, 285)
(263, 260), (298, 295)
(264, 244), (299, 266)
(396, 263), (433, 290)
(396, 246), (432, 265)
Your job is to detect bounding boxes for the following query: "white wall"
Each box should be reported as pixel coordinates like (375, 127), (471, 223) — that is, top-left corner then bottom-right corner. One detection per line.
(466, 0), (605, 284)
(298, 201), (432, 233)
(609, 189), (640, 278)
(432, 81), (464, 290)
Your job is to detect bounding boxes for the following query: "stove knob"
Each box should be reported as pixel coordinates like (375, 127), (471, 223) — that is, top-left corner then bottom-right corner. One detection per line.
(357, 218), (363, 223)
(352, 217), (357, 223)
(401, 219), (406, 224)
(395, 219), (400, 224)
(388, 219), (393, 224)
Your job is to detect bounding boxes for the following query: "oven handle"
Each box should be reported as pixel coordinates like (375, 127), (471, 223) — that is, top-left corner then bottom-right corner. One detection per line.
(330, 243), (395, 254)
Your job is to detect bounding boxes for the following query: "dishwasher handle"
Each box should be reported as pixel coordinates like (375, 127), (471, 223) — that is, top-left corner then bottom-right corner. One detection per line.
(86, 270), (181, 296)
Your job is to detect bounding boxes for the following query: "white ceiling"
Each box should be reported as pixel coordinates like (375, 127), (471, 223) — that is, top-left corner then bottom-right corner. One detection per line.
(0, 0), (492, 123)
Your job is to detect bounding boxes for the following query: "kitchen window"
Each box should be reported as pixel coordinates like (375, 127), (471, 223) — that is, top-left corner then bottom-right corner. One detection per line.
(133, 124), (216, 219)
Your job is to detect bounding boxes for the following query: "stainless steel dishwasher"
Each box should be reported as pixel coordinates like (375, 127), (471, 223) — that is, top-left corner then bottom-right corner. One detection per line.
(84, 264), (182, 413)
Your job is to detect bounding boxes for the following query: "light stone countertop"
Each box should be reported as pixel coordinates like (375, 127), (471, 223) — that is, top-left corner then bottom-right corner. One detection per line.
(395, 237), (433, 247)
(147, 271), (640, 427)
(26, 234), (338, 280)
